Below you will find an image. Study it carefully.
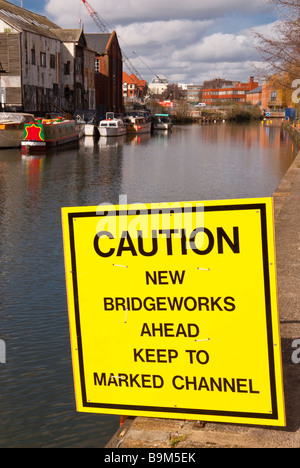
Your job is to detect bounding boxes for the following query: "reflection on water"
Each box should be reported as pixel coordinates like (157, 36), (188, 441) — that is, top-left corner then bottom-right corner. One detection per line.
(0, 122), (298, 447)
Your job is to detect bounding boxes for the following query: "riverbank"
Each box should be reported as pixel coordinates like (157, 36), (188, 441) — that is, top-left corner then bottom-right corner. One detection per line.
(284, 123), (300, 146)
(106, 149), (300, 449)
(173, 103), (263, 124)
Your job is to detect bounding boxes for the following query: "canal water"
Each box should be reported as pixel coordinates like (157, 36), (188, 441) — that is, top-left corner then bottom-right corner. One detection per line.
(0, 122), (298, 447)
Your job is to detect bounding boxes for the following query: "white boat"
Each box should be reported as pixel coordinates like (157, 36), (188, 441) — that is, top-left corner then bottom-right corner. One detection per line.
(99, 113), (127, 137)
(85, 123), (99, 137)
(75, 118), (85, 139)
(85, 124), (95, 136)
(0, 113), (35, 148)
(153, 114), (173, 130)
(123, 115), (152, 134)
(82, 116), (99, 137)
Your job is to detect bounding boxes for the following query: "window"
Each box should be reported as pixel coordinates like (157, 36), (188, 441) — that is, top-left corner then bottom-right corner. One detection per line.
(75, 59), (82, 73)
(50, 54), (55, 69)
(95, 59), (100, 74)
(64, 62), (70, 75)
(40, 52), (46, 67)
(271, 91), (278, 101)
(31, 49), (36, 65)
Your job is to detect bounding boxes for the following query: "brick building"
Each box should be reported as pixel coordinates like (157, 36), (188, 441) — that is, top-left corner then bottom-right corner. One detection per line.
(246, 86), (262, 106)
(186, 84), (203, 104)
(261, 79), (285, 112)
(202, 76), (259, 106)
(122, 71), (147, 100)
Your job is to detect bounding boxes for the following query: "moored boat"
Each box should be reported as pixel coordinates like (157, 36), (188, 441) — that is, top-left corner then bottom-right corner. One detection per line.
(99, 113), (127, 137)
(21, 117), (79, 154)
(85, 122), (100, 137)
(123, 114), (151, 134)
(0, 113), (35, 148)
(75, 120), (85, 140)
(75, 112), (99, 137)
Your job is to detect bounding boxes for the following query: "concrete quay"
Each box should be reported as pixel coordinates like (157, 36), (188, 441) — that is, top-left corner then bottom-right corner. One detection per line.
(106, 150), (300, 449)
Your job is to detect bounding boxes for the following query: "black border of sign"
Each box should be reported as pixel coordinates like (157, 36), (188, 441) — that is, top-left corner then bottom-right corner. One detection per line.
(67, 203), (279, 421)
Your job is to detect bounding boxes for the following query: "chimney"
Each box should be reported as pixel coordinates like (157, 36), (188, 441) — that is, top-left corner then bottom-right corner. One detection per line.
(249, 76), (256, 90)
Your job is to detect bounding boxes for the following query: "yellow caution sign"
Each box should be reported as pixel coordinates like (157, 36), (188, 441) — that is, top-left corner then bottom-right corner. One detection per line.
(62, 198), (285, 426)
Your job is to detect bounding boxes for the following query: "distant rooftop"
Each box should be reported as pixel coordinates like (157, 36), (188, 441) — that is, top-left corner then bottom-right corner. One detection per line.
(151, 75), (168, 84)
(247, 86), (262, 94)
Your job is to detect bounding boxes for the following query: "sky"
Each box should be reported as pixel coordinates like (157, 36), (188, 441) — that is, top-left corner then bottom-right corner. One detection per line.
(11, 0), (279, 84)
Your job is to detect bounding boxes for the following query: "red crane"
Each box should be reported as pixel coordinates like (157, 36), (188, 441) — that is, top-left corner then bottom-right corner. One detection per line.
(81, 0), (110, 33)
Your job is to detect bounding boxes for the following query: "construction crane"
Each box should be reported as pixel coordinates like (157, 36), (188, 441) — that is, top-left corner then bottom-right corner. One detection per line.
(81, 0), (144, 81)
(81, 0), (110, 33)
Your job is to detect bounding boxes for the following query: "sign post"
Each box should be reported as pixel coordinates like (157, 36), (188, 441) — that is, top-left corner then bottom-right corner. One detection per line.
(62, 198), (285, 426)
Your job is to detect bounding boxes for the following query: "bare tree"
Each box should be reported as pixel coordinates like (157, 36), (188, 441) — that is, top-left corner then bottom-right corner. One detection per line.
(161, 84), (186, 101)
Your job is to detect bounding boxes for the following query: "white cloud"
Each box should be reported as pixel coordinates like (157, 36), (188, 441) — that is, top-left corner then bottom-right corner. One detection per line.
(115, 20), (214, 47)
(45, 0), (273, 27)
(251, 20), (282, 38)
(172, 33), (260, 63)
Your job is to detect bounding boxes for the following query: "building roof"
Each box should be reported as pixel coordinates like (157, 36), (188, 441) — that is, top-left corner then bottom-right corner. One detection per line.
(123, 71), (134, 84)
(123, 72), (146, 89)
(0, 0), (61, 39)
(246, 86), (262, 94)
(51, 29), (85, 44)
(129, 73), (146, 88)
(85, 33), (113, 54)
(151, 75), (168, 84)
(0, 2), (97, 51)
